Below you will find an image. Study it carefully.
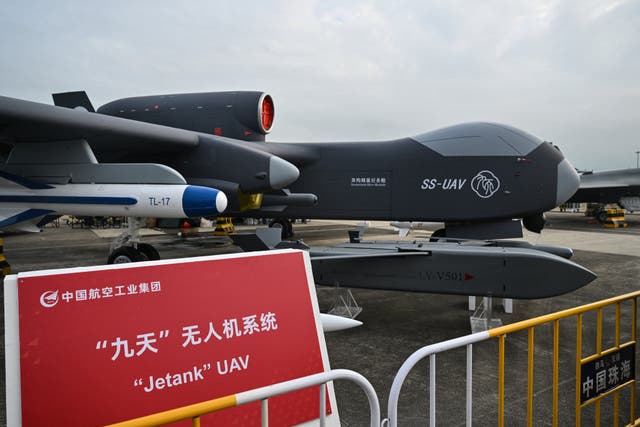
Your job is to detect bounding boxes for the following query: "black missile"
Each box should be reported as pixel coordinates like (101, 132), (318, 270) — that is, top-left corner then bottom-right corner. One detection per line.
(309, 241), (596, 299)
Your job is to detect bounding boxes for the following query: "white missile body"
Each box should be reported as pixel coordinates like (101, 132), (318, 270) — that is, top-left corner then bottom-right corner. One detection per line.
(0, 173), (227, 229)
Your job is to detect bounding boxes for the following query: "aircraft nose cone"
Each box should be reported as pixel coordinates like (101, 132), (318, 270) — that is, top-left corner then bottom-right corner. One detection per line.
(269, 156), (300, 189)
(182, 186), (228, 217)
(556, 158), (580, 205)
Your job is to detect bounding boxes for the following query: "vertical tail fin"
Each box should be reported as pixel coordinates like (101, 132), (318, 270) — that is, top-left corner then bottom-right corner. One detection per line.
(52, 91), (95, 112)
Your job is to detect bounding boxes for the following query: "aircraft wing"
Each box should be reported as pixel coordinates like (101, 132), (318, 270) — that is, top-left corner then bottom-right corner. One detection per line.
(0, 95), (300, 231)
(569, 168), (640, 207)
(0, 95), (198, 151)
(0, 95), (300, 195)
(578, 168), (640, 189)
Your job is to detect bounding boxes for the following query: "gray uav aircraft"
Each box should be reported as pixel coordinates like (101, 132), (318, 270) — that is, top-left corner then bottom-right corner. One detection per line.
(76, 90), (576, 239)
(0, 91), (594, 297)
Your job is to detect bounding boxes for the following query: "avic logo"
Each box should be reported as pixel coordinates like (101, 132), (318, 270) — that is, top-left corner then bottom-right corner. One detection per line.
(40, 290), (59, 308)
(471, 170), (501, 198)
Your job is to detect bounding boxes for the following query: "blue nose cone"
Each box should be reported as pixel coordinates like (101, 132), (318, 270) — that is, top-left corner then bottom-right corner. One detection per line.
(182, 186), (228, 217)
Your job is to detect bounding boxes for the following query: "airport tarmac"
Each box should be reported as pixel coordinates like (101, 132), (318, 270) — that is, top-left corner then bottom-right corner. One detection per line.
(2, 211), (640, 426)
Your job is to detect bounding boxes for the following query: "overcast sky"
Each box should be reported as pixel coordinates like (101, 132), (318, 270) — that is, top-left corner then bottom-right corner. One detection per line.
(1, 0), (638, 170)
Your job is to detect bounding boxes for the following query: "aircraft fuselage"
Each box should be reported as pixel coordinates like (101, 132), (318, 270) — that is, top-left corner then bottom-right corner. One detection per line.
(258, 136), (567, 222)
(93, 93), (579, 232)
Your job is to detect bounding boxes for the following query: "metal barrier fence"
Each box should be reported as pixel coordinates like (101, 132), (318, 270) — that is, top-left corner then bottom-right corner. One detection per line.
(106, 291), (640, 426)
(386, 290), (640, 427)
(106, 369), (380, 427)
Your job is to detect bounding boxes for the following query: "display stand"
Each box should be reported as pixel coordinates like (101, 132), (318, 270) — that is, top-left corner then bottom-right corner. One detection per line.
(328, 284), (363, 319)
(469, 296), (503, 333)
(468, 296), (513, 313)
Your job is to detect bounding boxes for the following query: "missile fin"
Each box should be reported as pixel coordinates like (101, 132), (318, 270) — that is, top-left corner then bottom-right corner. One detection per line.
(0, 208), (54, 228)
(0, 170), (53, 190)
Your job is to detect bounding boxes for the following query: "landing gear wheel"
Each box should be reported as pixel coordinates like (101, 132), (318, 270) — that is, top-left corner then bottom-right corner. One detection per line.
(597, 210), (607, 224)
(137, 243), (160, 261)
(429, 228), (447, 242)
(107, 246), (143, 264)
(269, 218), (294, 239)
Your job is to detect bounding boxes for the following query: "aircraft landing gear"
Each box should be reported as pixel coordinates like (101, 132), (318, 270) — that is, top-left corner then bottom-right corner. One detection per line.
(106, 217), (161, 264)
(108, 246), (143, 264)
(136, 243), (160, 261)
(269, 218), (294, 239)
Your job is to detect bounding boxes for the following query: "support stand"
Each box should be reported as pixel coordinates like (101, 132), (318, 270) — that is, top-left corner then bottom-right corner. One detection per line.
(468, 296), (513, 314)
(327, 283), (362, 319)
(214, 217), (236, 235)
(469, 296), (503, 333)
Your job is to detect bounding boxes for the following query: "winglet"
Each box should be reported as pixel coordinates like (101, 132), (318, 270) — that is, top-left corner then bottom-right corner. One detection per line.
(52, 91), (95, 112)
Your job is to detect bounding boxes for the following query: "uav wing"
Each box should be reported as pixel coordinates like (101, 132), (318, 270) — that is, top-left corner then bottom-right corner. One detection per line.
(0, 95), (299, 193)
(569, 168), (640, 211)
(0, 95), (197, 150)
(0, 95), (301, 230)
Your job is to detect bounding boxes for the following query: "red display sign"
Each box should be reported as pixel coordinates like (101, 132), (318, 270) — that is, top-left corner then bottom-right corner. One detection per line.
(5, 250), (333, 426)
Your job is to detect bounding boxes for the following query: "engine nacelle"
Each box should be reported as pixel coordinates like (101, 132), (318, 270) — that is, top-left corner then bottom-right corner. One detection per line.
(98, 91), (274, 142)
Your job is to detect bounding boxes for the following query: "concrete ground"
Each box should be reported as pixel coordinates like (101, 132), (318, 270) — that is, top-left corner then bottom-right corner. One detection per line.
(2, 211), (640, 426)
